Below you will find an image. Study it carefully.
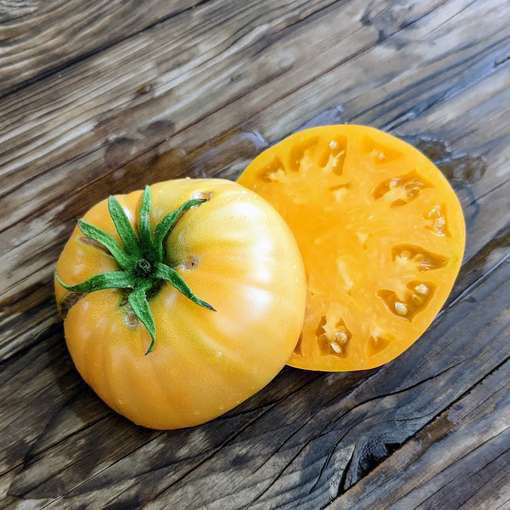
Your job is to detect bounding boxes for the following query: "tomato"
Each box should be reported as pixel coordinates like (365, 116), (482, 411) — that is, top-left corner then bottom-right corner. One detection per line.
(55, 179), (306, 429)
(238, 125), (465, 371)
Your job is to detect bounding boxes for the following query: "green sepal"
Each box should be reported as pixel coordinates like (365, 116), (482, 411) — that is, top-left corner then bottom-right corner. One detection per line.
(108, 195), (141, 256)
(128, 281), (156, 354)
(56, 271), (136, 294)
(153, 198), (206, 262)
(138, 186), (153, 257)
(60, 187), (215, 354)
(78, 220), (134, 270)
(154, 262), (216, 311)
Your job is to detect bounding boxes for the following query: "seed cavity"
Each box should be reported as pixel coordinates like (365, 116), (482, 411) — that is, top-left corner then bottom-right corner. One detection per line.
(373, 172), (431, 207)
(395, 250), (411, 267)
(316, 315), (351, 356)
(415, 283), (429, 295)
(330, 341), (342, 354)
(379, 282), (435, 320)
(368, 331), (391, 356)
(392, 244), (448, 272)
(266, 168), (287, 182)
(362, 136), (403, 164)
(289, 137), (319, 173)
(318, 136), (347, 175)
(323, 151), (345, 175)
(335, 330), (349, 344)
(260, 157), (286, 183)
(425, 204), (450, 237)
(394, 302), (408, 316)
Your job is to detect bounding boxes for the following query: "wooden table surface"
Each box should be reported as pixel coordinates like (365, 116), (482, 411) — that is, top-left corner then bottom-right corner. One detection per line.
(1, 1), (510, 508)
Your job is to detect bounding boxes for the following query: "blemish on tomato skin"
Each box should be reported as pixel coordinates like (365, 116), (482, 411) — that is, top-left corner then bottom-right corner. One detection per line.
(58, 291), (82, 318)
(192, 191), (213, 201)
(177, 255), (199, 271)
(123, 309), (139, 328)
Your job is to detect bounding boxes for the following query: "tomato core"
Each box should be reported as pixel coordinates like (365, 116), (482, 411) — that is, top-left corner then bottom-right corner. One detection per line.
(135, 258), (153, 278)
(56, 187), (215, 353)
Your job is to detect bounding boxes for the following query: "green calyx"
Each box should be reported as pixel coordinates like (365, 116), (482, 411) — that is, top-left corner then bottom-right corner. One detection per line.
(56, 186), (215, 354)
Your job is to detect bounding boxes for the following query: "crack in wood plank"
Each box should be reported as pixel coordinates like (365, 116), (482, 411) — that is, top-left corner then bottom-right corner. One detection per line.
(329, 337), (510, 509)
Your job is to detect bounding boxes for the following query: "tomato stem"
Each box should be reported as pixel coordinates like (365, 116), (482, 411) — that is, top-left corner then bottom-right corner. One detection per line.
(56, 186), (215, 354)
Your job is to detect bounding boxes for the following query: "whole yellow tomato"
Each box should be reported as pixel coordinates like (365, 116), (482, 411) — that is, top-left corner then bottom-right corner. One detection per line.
(55, 179), (306, 429)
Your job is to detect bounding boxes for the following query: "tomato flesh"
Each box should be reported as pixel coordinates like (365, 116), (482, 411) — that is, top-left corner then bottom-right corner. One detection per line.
(238, 125), (465, 371)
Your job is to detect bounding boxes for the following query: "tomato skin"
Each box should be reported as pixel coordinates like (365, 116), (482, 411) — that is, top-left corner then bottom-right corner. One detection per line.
(238, 125), (466, 372)
(55, 179), (306, 429)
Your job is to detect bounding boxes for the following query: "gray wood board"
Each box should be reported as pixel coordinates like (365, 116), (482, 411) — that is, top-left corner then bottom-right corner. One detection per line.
(1, 0), (510, 508)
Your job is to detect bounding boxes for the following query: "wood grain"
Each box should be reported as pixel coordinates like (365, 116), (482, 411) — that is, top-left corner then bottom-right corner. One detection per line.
(330, 263), (510, 509)
(2, 0), (510, 360)
(1, 0), (510, 508)
(0, 0), (201, 96)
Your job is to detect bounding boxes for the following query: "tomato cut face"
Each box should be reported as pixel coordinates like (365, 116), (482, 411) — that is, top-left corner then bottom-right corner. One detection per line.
(238, 125), (466, 371)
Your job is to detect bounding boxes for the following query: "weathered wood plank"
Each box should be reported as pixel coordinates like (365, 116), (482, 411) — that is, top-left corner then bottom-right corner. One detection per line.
(1, 1), (510, 508)
(2, 0), (510, 361)
(331, 346), (510, 510)
(2, 145), (509, 506)
(0, 0), (362, 203)
(0, 0), (201, 96)
(4, 223), (508, 509)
